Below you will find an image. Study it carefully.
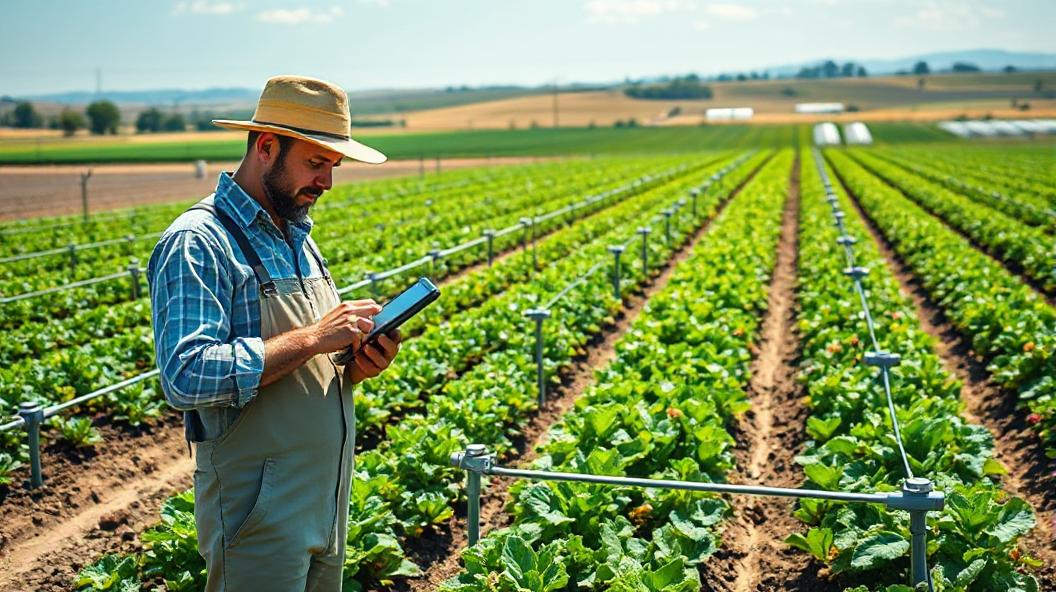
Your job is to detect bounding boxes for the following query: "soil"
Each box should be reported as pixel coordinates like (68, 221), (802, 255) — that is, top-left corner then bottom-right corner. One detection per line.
(831, 158), (1056, 590)
(397, 154), (775, 591)
(698, 153), (828, 591)
(0, 157), (543, 221)
(0, 414), (193, 592)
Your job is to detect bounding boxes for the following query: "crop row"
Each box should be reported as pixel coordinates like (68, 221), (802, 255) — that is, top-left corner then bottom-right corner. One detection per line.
(73, 151), (766, 590)
(828, 151), (1056, 466)
(790, 152), (1040, 591)
(441, 151), (792, 590)
(0, 157), (675, 324)
(848, 150), (1056, 295)
(868, 150), (1054, 233)
(0, 156), (709, 459)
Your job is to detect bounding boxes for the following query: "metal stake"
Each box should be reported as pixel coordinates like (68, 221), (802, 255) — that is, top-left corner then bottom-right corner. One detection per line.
(608, 245), (625, 300)
(530, 217), (538, 270)
(18, 402), (44, 488)
(428, 249), (442, 275)
(68, 244), (77, 271)
(80, 169), (93, 223)
(483, 229), (495, 266)
(690, 189), (699, 217)
(128, 258), (141, 300)
(663, 209), (674, 245)
(458, 443), (490, 546)
(637, 227), (651, 276)
(524, 309), (550, 405)
(367, 272), (379, 299)
(903, 478), (935, 588)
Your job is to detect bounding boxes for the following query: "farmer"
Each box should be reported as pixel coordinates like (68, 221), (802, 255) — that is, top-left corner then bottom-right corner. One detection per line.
(147, 75), (399, 591)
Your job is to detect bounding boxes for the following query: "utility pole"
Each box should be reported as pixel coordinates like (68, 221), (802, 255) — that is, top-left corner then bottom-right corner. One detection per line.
(553, 78), (561, 129)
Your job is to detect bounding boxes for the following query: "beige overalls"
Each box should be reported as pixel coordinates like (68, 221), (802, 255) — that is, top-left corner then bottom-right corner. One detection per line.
(189, 201), (354, 591)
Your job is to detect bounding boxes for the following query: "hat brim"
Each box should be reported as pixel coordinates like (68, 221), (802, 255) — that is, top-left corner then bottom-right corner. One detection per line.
(212, 119), (387, 165)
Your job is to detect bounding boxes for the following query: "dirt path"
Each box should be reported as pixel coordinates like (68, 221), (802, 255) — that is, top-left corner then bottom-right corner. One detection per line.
(0, 157), (543, 221)
(699, 154), (818, 591)
(0, 416), (193, 592)
(400, 155), (774, 592)
(832, 161), (1056, 589)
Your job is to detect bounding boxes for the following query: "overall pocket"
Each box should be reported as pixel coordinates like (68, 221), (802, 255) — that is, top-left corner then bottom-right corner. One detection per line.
(225, 457), (276, 549)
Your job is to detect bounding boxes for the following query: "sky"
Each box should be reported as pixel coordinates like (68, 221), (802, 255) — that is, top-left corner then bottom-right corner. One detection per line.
(2, 0), (1054, 95)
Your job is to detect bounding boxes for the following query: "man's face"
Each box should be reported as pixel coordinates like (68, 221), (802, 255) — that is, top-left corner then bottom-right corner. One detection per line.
(261, 135), (343, 224)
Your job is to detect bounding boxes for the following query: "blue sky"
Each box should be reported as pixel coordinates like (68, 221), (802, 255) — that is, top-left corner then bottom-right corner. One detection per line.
(2, 0), (1053, 95)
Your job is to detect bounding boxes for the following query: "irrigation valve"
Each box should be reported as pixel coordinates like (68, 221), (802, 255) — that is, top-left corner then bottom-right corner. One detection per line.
(608, 245), (626, 300)
(842, 266), (870, 280)
(864, 351), (902, 369)
(836, 234), (858, 246)
(524, 309), (551, 405)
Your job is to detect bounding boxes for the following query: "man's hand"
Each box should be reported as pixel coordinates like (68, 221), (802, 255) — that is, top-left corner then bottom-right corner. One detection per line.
(346, 330), (402, 385)
(311, 299), (382, 354)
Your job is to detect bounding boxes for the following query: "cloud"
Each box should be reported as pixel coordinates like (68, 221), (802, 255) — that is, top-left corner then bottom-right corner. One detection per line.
(894, 1), (1004, 30)
(172, 1), (240, 15)
(585, 0), (696, 25)
(257, 6), (345, 24)
(704, 3), (758, 21)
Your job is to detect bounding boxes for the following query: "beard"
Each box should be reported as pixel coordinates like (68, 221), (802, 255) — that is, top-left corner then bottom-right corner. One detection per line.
(262, 156), (321, 225)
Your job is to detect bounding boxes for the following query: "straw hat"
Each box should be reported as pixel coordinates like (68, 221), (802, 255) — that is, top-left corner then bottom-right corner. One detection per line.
(213, 75), (387, 164)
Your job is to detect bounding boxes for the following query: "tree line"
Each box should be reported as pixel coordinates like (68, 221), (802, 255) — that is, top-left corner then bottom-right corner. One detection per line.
(0, 99), (227, 137)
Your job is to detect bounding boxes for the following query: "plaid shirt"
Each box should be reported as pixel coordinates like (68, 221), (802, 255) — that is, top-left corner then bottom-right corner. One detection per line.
(148, 172), (325, 411)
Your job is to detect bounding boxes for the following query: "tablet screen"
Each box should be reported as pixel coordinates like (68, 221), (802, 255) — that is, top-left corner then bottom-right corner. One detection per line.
(370, 279), (436, 335)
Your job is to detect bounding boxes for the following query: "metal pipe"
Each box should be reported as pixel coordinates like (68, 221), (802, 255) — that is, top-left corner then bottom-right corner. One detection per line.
(637, 227), (650, 276)
(128, 259), (141, 300)
(523, 309), (550, 405)
(484, 229), (495, 266)
(18, 402), (44, 488)
(608, 245), (625, 300)
(903, 478), (935, 589)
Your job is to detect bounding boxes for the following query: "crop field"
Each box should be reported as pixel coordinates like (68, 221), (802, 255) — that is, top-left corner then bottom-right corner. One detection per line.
(0, 138), (1053, 592)
(0, 122), (953, 165)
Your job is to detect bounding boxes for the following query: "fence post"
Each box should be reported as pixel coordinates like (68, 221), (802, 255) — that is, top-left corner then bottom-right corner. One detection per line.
(483, 229), (495, 266)
(67, 243), (77, 272)
(80, 169), (93, 223)
(524, 309), (550, 405)
(636, 227), (651, 276)
(608, 245), (625, 300)
(128, 258), (142, 300)
(18, 402), (44, 488)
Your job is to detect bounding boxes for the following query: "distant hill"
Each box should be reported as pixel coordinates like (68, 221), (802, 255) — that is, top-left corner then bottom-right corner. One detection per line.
(14, 84), (606, 116)
(765, 49), (1056, 78)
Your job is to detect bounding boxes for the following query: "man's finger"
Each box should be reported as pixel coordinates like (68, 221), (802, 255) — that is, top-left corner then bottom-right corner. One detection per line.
(354, 354), (382, 377)
(355, 317), (374, 333)
(375, 333), (398, 354)
(363, 344), (388, 368)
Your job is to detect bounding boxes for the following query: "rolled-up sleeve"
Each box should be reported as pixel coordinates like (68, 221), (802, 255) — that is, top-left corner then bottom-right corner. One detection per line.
(148, 230), (264, 411)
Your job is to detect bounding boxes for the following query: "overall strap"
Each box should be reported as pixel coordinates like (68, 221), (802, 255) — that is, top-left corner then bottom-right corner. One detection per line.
(188, 201), (277, 296)
(304, 235), (331, 281)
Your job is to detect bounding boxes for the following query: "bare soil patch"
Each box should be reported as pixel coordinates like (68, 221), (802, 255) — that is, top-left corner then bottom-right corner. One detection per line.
(0, 413), (192, 592)
(0, 157), (541, 221)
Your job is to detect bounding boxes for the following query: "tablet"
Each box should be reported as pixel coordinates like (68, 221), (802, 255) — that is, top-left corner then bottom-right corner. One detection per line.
(332, 277), (440, 365)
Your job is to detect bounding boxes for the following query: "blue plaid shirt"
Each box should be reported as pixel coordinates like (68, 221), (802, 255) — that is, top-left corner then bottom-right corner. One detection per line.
(148, 172), (325, 412)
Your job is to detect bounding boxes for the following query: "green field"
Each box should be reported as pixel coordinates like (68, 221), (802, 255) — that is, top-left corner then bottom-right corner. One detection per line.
(0, 122), (955, 164)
